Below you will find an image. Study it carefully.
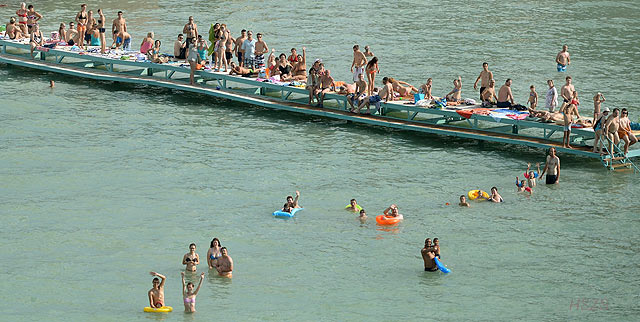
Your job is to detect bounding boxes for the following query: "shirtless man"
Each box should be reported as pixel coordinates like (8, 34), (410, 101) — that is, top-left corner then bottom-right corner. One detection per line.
(350, 44), (367, 82)
(254, 33), (269, 69)
(556, 44), (570, 72)
(356, 77), (393, 114)
(228, 61), (257, 76)
(541, 147), (560, 184)
(481, 79), (497, 107)
(111, 11), (127, 49)
(593, 92), (605, 123)
(6, 18), (24, 40)
(458, 195), (470, 207)
(317, 69), (335, 108)
(497, 79), (514, 108)
(603, 108), (621, 158)
(562, 91), (581, 148)
(421, 238), (437, 272)
(363, 45), (374, 57)
(383, 204), (403, 220)
(75, 4), (88, 46)
(348, 73), (367, 110)
(473, 62), (494, 101)
(214, 247), (233, 278)
(617, 108), (637, 156)
(66, 22), (79, 46)
(148, 272), (166, 308)
(224, 30), (235, 65)
(234, 29), (247, 66)
(182, 16), (198, 46)
(174, 34), (186, 61)
(559, 76), (575, 112)
(489, 187), (503, 203)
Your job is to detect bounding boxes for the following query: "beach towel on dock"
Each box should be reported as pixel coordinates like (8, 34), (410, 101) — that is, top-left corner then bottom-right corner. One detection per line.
(456, 108), (491, 119)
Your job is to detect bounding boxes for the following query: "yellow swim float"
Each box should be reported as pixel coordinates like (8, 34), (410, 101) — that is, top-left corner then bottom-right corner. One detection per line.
(143, 306), (173, 313)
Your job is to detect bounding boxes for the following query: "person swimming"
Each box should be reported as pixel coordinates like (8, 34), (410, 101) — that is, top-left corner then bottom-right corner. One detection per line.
(346, 198), (361, 212)
(182, 243), (200, 272)
(524, 162), (541, 187)
(358, 209), (367, 223)
(433, 238), (441, 259)
(181, 271), (204, 313)
(148, 271), (166, 308)
(459, 195), (470, 207)
(489, 187), (504, 202)
(207, 237), (222, 269)
(383, 204), (403, 220)
(286, 191), (301, 209)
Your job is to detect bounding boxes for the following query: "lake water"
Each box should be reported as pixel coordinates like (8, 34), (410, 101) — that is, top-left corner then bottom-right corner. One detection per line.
(1, 1), (638, 321)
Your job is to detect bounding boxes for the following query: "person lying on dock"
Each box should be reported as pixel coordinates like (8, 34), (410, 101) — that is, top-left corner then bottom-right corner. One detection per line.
(228, 62), (258, 77)
(316, 69), (335, 108)
(497, 78), (515, 108)
(481, 79), (497, 107)
(524, 162), (541, 187)
(6, 17), (25, 40)
(383, 204), (403, 220)
(489, 187), (504, 203)
(445, 76), (462, 102)
(389, 77), (418, 98)
(459, 195), (470, 207)
(355, 77), (393, 114)
(286, 191), (301, 209)
(347, 73), (367, 110)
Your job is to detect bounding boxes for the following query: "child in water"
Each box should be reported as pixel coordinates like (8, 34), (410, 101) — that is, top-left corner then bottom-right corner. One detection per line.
(515, 178), (533, 195)
(459, 195), (470, 207)
(346, 199), (361, 212)
(358, 209), (367, 223)
(433, 238), (441, 259)
(524, 162), (540, 187)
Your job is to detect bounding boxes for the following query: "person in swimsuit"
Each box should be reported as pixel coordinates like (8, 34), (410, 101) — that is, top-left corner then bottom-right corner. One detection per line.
(181, 271), (204, 313)
(57, 23), (67, 42)
(75, 4), (88, 47)
(445, 76), (463, 102)
(618, 108), (637, 156)
(421, 238), (438, 272)
(183, 16), (198, 47)
(348, 73), (367, 110)
(6, 18), (24, 40)
(187, 38), (199, 85)
(556, 44), (570, 72)
(351, 44), (367, 82)
(592, 92), (606, 123)
(234, 29), (247, 66)
(147, 40), (168, 63)
(541, 147), (560, 184)
(29, 24), (43, 59)
(524, 162), (541, 188)
(290, 47), (308, 81)
(148, 271), (166, 308)
(481, 79), (498, 107)
(473, 62), (494, 101)
(527, 85), (538, 110)
(287, 48), (299, 64)
(317, 69), (335, 108)
(140, 32), (154, 54)
(497, 79), (515, 108)
(358, 209), (367, 223)
(111, 11), (127, 49)
(603, 108), (621, 159)
(489, 187), (504, 203)
(356, 77), (393, 114)
(196, 36), (209, 66)
(214, 247), (233, 278)
(433, 238), (441, 259)
(363, 45), (374, 57)
(16, 2), (28, 35)
(307, 60), (322, 104)
(215, 32), (228, 71)
(89, 22), (101, 47)
(389, 77), (418, 97)
(66, 22), (78, 46)
(254, 33), (269, 69)
(562, 91), (581, 149)
(459, 195), (470, 207)
(365, 57), (379, 96)
(346, 199), (361, 212)
(207, 238), (222, 269)
(26, 5), (42, 34)
(383, 204), (404, 220)
(182, 243), (200, 272)
(559, 76), (575, 113)
(224, 29), (235, 65)
(275, 53), (293, 80)
(84, 10), (96, 49)
(592, 107), (609, 154)
(96, 9), (106, 54)
(228, 62), (258, 76)
(286, 191), (301, 209)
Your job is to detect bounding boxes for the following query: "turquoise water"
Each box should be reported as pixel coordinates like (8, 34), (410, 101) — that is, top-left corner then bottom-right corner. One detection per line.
(1, 1), (639, 321)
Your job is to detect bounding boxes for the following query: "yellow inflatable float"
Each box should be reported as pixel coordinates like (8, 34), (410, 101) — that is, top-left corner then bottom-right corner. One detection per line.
(143, 306), (173, 313)
(468, 190), (490, 201)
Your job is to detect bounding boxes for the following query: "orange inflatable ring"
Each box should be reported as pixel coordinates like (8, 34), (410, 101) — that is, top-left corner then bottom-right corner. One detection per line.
(376, 215), (401, 225)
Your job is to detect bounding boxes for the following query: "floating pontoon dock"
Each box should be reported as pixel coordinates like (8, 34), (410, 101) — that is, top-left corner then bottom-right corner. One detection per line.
(1, 39), (637, 172)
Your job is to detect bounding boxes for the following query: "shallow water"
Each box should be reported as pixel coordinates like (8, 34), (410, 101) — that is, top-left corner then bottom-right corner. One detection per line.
(1, 1), (639, 321)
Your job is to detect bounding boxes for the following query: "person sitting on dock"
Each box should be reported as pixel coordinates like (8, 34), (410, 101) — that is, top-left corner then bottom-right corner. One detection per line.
(290, 47), (308, 81)
(29, 23), (44, 59)
(6, 17), (24, 40)
(275, 53), (293, 81)
(444, 76), (463, 103)
(384, 204), (404, 219)
(147, 40), (168, 64)
(541, 147), (560, 184)
(419, 78), (434, 101)
(307, 59), (322, 104)
(356, 77), (393, 114)
(481, 79), (497, 107)
(473, 62), (494, 101)
(524, 162), (541, 187)
(140, 32), (154, 54)
(65, 22), (79, 46)
(347, 73), (367, 111)
(174, 34), (187, 61)
(228, 61), (258, 77)
(317, 69), (335, 108)
(488, 187), (503, 203)
(497, 79), (515, 108)
(286, 191), (301, 209)
(618, 108), (637, 157)
(459, 195), (470, 207)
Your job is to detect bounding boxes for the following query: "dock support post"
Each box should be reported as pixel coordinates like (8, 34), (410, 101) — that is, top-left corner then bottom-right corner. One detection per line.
(147, 68), (153, 76)
(40, 52), (46, 61)
(1, 44), (5, 53)
(512, 124), (519, 134)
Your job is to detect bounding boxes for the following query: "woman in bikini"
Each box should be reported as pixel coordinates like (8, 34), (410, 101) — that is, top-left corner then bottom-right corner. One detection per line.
(16, 3), (28, 35)
(75, 4), (88, 47)
(365, 57), (379, 96)
(26, 5), (42, 35)
(29, 23), (43, 59)
(215, 33), (228, 72)
(266, 49), (277, 77)
(182, 243), (200, 272)
(388, 77), (418, 97)
(419, 78), (434, 100)
(290, 47), (308, 81)
(618, 108), (637, 156)
(147, 40), (168, 63)
(206, 238), (222, 269)
(140, 32), (154, 54)
(96, 9), (106, 54)
(445, 76), (462, 102)
(7, 18), (24, 40)
(181, 272), (204, 313)
(276, 53), (293, 81)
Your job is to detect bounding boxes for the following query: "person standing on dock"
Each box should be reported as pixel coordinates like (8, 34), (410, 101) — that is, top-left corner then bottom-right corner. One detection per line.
(242, 31), (257, 69)
(617, 109), (637, 157)
(541, 147), (560, 184)
(351, 45), (367, 82)
(111, 11), (127, 49)
(75, 4), (88, 46)
(96, 9), (106, 54)
(182, 16), (198, 46)
(603, 108), (620, 158)
(16, 2), (28, 36)
(556, 45), (570, 72)
(559, 76), (574, 113)
(545, 80), (558, 112)
(254, 33), (269, 69)
(234, 29), (247, 66)
(473, 62), (494, 101)
(593, 92), (605, 123)
(497, 79), (515, 108)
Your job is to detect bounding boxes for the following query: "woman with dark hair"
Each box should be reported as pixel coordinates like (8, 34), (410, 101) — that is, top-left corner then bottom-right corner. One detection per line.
(290, 47), (307, 81)
(365, 57), (379, 96)
(276, 53), (293, 81)
(147, 40), (168, 63)
(181, 271), (204, 313)
(206, 238), (222, 269)
(182, 243), (200, 272)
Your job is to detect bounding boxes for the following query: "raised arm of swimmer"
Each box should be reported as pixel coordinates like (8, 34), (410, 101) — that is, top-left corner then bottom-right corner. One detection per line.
(150, 271), (166, 287)
(293, 190), (300, 208)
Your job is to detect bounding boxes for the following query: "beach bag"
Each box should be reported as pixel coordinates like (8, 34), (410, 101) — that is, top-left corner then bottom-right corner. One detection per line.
(511, 104), (527, 111)
(433, 98), (446, 109)
(414, 93), (425, 103)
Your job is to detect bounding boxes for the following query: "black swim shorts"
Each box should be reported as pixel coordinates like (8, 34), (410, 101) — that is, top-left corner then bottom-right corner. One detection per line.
(546, 174), (557, 184)
(425, 267), (438, 272)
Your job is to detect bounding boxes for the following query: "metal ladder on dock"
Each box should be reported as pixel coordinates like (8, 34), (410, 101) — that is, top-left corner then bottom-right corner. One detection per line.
(600, 138), (640, 173)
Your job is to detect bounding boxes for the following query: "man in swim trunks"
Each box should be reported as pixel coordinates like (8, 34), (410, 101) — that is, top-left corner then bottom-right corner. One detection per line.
(66, 22), (78, 46)
(234, 29), (247, 66)
(317, 69), (335, 108)
(489, 187), (504, 203)
(254, 33), (269, 69)
(473, 62), (494, 101)
(174, 34), (187, 61)
(286, 190), (301, 209)
(559, 76), (575, 113)
(617, 108), (637, 156)
(228, 62), (257, 77)
(356, 77), (393, 114)
(148, 271), (166, 308)
(603, 108), (621, 159)
(214, 247), (233, 278)
(421, 238), (438, 272)
(111, 11), (127, 49)
(556, 45), (570, 72)
(545, 79), (558, 112)
(497, 79), (515, 108)
(348, 73), (367, 110)
(182, 16), (198, 46)
(481, 79), (497, 107)
(350, 45), (367, 82)
(242, 31), (257, 69)
(6, 18), (24, 40)
(225, 30), (235, 64)
(541, 147), (560, 184)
